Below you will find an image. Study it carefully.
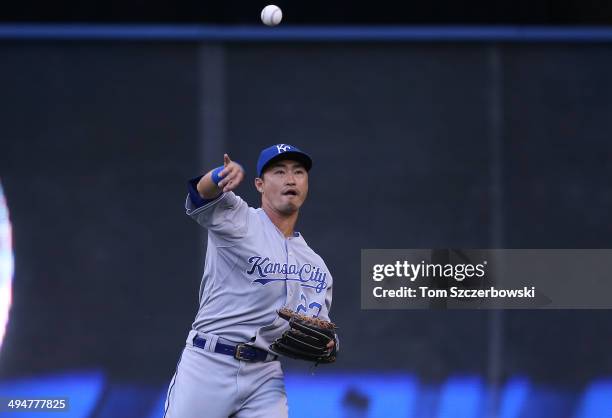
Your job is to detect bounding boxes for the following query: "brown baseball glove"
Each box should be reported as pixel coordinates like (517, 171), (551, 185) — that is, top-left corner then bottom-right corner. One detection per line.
(269, 307), (338, 364)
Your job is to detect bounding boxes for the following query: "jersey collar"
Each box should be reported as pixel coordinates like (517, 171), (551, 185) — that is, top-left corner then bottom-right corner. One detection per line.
(257, 208), (302, 240)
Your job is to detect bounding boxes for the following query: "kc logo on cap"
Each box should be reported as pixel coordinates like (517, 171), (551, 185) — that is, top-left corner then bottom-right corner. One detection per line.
(257, 144), (313, 177)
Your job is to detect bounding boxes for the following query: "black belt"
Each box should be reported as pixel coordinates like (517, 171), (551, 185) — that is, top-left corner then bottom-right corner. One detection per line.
(192, 335), (274, 362)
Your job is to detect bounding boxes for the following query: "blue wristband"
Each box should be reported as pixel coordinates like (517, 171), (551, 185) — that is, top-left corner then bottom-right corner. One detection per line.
(211, 166), (224, 185)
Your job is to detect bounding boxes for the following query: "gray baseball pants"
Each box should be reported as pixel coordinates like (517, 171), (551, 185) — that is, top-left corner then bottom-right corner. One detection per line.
(163, 330), (288, 418)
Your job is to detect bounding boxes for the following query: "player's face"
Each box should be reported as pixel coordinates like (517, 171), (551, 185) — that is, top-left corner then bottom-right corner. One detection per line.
(256, 160), (309, 215)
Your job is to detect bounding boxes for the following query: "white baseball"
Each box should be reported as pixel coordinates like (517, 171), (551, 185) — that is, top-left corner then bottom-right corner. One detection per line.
(261, 5), (282, 26)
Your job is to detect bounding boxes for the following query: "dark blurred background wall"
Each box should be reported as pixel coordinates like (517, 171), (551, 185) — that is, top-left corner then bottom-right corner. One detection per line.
(1, 39), (611, 388)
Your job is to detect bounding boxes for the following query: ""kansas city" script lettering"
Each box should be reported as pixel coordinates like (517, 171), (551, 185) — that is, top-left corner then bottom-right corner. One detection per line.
(246, 256), (328, 293)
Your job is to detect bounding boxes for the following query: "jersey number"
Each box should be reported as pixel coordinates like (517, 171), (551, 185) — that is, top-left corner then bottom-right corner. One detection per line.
(296, 294), (322, 318)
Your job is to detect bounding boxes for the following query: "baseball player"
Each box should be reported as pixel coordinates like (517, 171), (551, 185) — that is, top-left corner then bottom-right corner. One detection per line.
(164, 144), (337, 418)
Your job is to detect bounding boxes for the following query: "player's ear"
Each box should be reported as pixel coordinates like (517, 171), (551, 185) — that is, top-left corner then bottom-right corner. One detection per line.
(254, 177), (264, 193)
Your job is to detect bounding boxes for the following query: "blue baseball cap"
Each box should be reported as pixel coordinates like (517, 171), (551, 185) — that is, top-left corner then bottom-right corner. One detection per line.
(256, 144), (312, 177)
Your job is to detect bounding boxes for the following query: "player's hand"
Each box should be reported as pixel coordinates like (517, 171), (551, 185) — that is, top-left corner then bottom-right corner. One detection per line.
(217, 154), (245, 193)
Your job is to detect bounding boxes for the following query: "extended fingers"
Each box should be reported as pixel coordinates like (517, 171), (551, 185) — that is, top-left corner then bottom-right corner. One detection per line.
(219, 155), (241, 176)
(218, 163), (239, 183)
(221, 175), (244, 192)
(219, 154), (232, 177)
(218, 164), (244, 191)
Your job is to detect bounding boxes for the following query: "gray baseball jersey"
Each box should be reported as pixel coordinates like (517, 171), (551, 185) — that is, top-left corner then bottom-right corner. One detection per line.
(185, 191), (333, 352)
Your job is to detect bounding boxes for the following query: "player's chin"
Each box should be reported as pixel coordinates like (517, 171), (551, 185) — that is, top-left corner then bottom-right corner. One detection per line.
(278, 200), (302, 214)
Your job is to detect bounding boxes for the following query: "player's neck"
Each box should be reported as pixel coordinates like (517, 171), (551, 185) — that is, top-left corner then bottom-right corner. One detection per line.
(262, 204), (299, 238)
